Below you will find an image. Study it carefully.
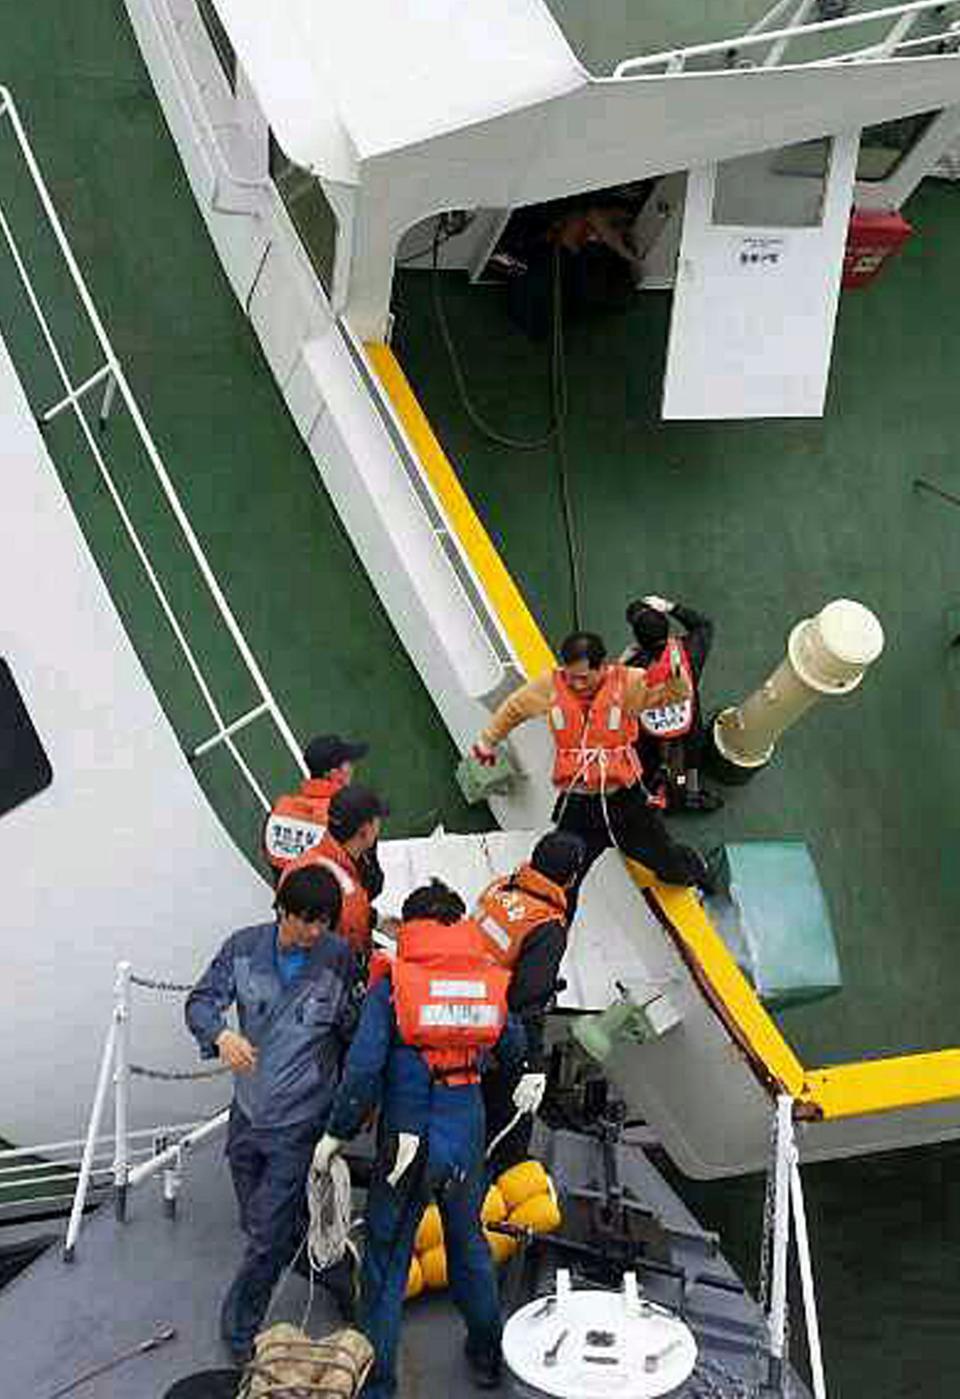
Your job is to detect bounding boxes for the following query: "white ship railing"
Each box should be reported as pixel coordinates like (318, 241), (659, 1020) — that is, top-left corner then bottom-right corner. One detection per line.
(0, 85), (307, 811)
(57, 960), (230, 1260)
(53, 961), (829, 1393)
(614, 0), (960, 78)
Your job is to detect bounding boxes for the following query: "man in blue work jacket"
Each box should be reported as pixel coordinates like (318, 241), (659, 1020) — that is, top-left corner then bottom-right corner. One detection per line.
(313, 879), (543, 1395)
(185, 864), (356, 1364)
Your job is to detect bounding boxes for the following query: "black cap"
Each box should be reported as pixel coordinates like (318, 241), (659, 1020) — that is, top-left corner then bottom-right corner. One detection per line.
(626, 601), (668, 649)
(303, 733), (369, 777)
(328, 784), (389, 840)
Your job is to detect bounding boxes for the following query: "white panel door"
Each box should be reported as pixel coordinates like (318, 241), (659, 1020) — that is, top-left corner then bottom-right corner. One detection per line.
(662, 133), (859, 420)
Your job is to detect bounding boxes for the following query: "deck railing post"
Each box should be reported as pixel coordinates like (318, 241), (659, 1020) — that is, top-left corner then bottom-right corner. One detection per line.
(766, 1095), (793, 1392)
(113, 960), (132, 1222)
(764, 1094), (828, 1397)
(63, 1012), (120, 1261)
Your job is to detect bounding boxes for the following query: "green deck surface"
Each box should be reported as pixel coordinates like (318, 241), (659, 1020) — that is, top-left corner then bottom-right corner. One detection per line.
(3, 4), (960, 1396)
(0, 1), (487, 869)
(394, 180), (960, 1071)
(393, 180), (960, 1399)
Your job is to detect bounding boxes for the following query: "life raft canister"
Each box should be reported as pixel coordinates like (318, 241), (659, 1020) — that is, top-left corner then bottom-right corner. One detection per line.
(637, 640), (695, 740)
(393, 919), (510, 1086)
(549, 663), (643, 791)
(474, 865), (567, 968)
(263, 776), (345, 870)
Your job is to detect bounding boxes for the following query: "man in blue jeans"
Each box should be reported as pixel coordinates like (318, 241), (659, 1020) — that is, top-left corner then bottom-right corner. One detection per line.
(313, 880), (538, 1395)
(185, 865), (356, 1364)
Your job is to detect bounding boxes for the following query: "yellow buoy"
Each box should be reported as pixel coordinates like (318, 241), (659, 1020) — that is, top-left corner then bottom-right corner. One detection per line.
(405, 1254), (424, 1300)
(414, 1202), (444, 1254)
(509, 1191), (561, 1234)
(484, 1227), (518, 1265)
(497, 1160), (551, 1211)
(481, 1185), (507, 1226)
(420, 1244), (448, 1291)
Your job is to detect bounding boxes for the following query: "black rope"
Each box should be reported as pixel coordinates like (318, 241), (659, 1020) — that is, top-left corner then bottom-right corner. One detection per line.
(129, 972), (194, 993)
(130, 1063), (229, 1082)
(429, 217), (583, 628)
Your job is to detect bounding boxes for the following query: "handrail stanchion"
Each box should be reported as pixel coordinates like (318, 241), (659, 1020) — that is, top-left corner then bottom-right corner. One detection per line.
(113, 961), (132, 1221)
(764, 1094), (828, 1398)
(63, 1009), (120, 1261)
(790, 1156), (827, 1399)
(766, 1095), (793, 1393)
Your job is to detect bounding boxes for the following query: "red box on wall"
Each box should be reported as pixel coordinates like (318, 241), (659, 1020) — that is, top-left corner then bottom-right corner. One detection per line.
(842, 208), (913, 289)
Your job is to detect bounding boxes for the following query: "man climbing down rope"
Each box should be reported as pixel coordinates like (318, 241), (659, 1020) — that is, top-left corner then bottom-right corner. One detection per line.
(471, 631), (724, 917)
(263, 733), (370, 880)
(622, 595), (723, 814)
(184, 866), (357, 1366)
(313, 880), (533, 1396)
(474, 831), (585, 1174)
(280, 784), (388, 958)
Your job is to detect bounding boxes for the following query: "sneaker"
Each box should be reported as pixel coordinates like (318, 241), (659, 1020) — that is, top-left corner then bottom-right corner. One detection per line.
(465, 1341), (503, 1390)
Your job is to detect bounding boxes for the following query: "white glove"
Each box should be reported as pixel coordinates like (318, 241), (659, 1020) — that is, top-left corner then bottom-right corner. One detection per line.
(512, 1072), (547, 1115)
(642, 595), (674, 613)
(312, 1133), (342, 1175)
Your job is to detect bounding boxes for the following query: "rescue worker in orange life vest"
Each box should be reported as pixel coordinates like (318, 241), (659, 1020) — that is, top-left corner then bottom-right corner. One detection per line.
(313, 881), (531, 1395)
(622, 596), (723, 814)
(472, 631), (723, 917)
(263, 733), (369, 882)
(475, 830), (586, 1174)
(280, 785), (388, 958)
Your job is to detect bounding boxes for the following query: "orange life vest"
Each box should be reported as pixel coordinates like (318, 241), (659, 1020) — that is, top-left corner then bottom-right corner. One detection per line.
(392, 918), (510, 1086)
(637, 641), (695, 740)
(263, 776), (346, 872)
(474, 865), (567, 968)
(549, 663), (643, 792)
(280, 831), (372, 954)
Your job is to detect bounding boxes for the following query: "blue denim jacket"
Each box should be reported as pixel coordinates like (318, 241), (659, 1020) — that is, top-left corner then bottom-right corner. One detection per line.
(327, 978), (526, 1180)
(185, 922), (355, 1129)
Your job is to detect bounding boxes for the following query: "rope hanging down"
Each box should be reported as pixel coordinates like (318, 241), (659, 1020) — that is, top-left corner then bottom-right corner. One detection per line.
(429, 216), (583, 629)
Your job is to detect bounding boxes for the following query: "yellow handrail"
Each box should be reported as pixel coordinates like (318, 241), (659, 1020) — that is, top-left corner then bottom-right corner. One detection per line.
(366, 338), (960, 1126)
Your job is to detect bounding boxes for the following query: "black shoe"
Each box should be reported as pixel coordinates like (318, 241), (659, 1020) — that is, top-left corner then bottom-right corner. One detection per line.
(681, 789), (725, 814)
(699, 845), (731, 897)
(222, 1337), (253, 1369)
(465, 1342), (503, 1390)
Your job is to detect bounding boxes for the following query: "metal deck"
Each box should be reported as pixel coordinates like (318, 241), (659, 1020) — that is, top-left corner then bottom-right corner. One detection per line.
(0, 1127), (801, 1398)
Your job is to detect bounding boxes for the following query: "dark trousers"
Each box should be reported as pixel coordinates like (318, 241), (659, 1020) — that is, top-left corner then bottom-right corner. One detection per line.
(637, 719), (709, 805)
(554, 785), (706, 918)
(221, 1106), (323, 1353)
(359, 1156), (502, 1398)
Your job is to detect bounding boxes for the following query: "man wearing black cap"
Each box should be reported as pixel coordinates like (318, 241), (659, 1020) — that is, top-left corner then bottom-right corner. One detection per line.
(623, 596), (722, 813)
(280, 784), (389, 957)
(263, 734), (369, 880)
(474, 830), (586, 1172)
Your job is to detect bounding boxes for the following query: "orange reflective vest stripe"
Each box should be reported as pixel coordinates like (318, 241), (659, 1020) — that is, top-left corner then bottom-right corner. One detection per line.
(263, 776), (346, 872)
(637, 641), (695, 740)
(280, 831), (372, 954)
(392, 918), (510, 1086)
(549, 663), (642, 791)
(474, 865), (567, 968)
